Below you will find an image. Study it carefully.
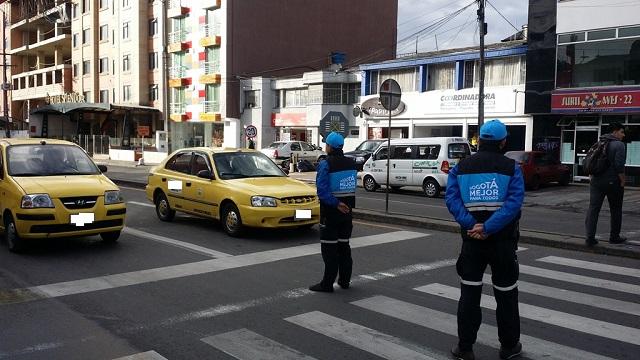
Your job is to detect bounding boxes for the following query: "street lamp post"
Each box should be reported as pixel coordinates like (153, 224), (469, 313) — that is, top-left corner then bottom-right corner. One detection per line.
(1, 10), (9, 138)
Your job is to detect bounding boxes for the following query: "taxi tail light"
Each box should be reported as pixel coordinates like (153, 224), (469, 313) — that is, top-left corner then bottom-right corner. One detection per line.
(441, 160), (450, 174)
(274, 149), (279, 158)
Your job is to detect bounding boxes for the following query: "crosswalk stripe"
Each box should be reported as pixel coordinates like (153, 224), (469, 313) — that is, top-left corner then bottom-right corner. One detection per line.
(482, 274), (640, 316)
(113, 351), (168, 360)
(536, 256), (640, 278)
(127, 201), (155, 208)
(201, 328), (317, 360)
(285, 311), (447, 360)
(124, 227), (233, 258)
(415, 283), (640, 346)
(353, 295), (617, 360)
(520, 265), (640, 295)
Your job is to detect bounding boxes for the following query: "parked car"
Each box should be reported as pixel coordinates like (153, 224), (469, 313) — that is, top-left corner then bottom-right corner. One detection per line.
(361, 137), (472, 198)
(146, 148), (320, 236)
(260, 141), (326, 168)
(505, 151), (571, 190)
(0, 139), (126, 252)
(344, 139), (386, 171)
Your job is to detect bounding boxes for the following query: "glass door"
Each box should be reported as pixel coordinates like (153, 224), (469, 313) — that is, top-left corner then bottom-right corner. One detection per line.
(575, 129), (599, 178)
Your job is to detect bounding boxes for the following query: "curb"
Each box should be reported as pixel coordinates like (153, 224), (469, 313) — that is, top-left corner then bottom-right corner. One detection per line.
(110, 178), (639, 259)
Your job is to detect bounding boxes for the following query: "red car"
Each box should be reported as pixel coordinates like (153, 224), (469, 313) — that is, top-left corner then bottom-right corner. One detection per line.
(505, 151), (571, 190)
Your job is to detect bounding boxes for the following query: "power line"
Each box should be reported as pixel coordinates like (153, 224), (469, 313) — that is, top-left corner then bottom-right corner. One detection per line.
(486, 0), (520, 33)
(397, 0), (476, 45)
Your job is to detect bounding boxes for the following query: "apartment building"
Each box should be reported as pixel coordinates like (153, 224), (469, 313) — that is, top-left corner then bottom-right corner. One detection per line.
(165, 0), (398, 150)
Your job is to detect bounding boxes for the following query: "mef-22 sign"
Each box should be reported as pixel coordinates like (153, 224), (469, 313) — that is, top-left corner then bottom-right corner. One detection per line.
(319, 111), (349, 139)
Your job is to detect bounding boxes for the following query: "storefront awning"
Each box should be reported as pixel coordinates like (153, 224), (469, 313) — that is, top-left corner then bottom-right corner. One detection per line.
(30, 103), (111, 115)
(110, 104), (161, 113)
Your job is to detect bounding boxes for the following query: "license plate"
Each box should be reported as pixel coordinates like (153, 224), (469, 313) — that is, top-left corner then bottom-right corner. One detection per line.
(70, 213), (95, 227)
(295, 209), (312, 220)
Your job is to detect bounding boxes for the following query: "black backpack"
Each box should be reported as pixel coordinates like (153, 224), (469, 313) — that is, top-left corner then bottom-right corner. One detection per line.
(583, 139), (610, 175)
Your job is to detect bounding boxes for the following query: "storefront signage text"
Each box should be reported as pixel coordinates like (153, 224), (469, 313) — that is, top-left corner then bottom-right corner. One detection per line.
(551, 89), (640, 113)
(45, 92), (86, 105)
(361, 97), (406, 117)
(439, 92), (496, 112)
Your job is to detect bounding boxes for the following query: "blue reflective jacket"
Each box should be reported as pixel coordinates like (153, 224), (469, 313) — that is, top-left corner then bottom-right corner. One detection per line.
(316, 157), (357, 208)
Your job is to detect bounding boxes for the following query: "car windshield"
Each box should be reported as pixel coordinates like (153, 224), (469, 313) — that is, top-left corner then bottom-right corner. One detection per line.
(213, 152), (286, 180)
(267, 142), (286, 149)
(356, 140), (383, 152)
(7, 144), (100, 176)
(506, 152), (529, 162)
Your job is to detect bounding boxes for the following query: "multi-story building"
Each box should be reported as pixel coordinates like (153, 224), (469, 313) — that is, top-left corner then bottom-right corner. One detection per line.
(165, 0), (398, 151)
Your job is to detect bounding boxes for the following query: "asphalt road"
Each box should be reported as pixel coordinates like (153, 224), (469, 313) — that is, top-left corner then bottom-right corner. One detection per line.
(0, 187), (638, 359)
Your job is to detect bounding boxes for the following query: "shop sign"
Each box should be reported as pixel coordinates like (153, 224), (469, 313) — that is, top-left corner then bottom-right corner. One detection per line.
(551, 88), (640, 113)
(137, 126), (150, 137)
(361, 97), (406, 117)
(439, 92), (496, 113)
(45, 92), (85, 105)
(272, 113), (306, 127)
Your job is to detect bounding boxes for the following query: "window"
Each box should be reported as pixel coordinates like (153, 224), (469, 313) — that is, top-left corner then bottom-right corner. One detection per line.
(82, 60), (90, 75)
(99, 0), (108, 9)
(379, 67), (418, 92)
(588, 29), (616, 41)
(322, 83), (342, 104)
(427, 63), (455, 90)
(165, 152), (192, 174)
(474, 56), (525, 87)
(149, 18), (158, 36)
(82, 28), (90, 44)
(148, 52), (158, 70)
(463, 61), (475, 89)
(72, 4), (78, 18)
(204, 84), (220, 112)
(122, 0), (130, 7)
(191, 154), (210, 175)
(284, 88), (308, 107)
(391, 145), (413, 159)
(619, 26), (640, 38)
(558, 32), (585, 44)
(122, 54), (130, 72)
(149, 84), (159, 102)
(273, 90), (281, 108)
(99, 90), (109, 103)
(244, 90), (260, 108)
(83, 91), (91, 102)
(415, 145), (441, 160)
(72, 33), (79, 47)
(99, 57), (109, 73)
(122, 85), (131, 102)
(99, 25), (108, 41)
(82, 0), (90, 13)
(448, 143), (471, 159)
(290, 142), (301, 151)
(122, 22), (130, 39)
(73, 63), (79, 77)
(301, 142), (314, 151)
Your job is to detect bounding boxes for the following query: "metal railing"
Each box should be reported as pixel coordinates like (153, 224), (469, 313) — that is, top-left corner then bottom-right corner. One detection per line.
(168, 30), (187, 44)
(203, 100), (220, 113)
(77, 135), (110, 156)
(203, 60), (220, 74)
(168, 66), (187, 78)
(170, 102), (186, 114)
(202, 22), (221, 37)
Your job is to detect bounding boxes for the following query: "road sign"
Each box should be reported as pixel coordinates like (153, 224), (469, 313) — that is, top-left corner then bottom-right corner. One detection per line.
(379, 79), (402, 111)
(1, 83), (11, 91)
(319, 111), (349, 139)
(137, 126), (150, 137)
(245, 125), (257, 138)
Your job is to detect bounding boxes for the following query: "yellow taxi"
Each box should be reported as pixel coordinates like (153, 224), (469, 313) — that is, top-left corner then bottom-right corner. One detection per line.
(145, 148), (320, 236)
(0, 139), (126, 252)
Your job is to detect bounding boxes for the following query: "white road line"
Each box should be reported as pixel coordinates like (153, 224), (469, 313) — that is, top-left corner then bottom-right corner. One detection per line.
(520, 265), (640, 295)
(285, 311), (446, 360)
(113, 351), (168, 360)
(124, 227), (232, 258)
(353, 295), (617, 360)
(415, 283), (640, 346)
(629, 240), (640, 246)
(201, 329), (317, 360)
(517, 246), (528, 251)
(7, 231), (426, 302)
(536, 256), (640, 278)
(127, 201), (154, 208)
(482, 274), (640, 316)
(119, 186), (145, 192)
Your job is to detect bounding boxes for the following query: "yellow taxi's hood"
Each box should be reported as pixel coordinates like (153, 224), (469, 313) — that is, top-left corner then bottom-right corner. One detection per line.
(13, 175), (118, 197)
(225, 177), (316, 198)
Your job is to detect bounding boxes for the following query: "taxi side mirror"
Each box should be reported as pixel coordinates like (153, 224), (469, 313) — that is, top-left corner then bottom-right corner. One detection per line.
(98, 164), (108, 173)
(197, 169), (214, 180)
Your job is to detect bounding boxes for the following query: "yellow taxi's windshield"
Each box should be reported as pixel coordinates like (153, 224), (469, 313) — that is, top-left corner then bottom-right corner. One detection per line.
(7, 144), (100, 176)
(213, 152), (286, 180)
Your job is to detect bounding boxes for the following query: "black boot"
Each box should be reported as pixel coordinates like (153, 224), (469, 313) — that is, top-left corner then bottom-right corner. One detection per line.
(499, 342), (522, 359)
(451, 345), (475, 360)
(308, 283), (333, 293)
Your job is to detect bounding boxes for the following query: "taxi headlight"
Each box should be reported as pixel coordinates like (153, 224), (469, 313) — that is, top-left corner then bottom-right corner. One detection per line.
(104, 190), (123, 204)
(21, 194), (54, 208)
(356, 156), (365, 163)
(251, 196), (277, 207)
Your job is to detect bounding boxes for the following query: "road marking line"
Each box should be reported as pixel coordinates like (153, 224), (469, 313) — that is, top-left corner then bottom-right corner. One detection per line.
(123, 227), (232, 258)
(119, 186), (145, 192)
(537, 256), (640, 278)
(378, 272), (396, 277)
(353, 220), (406, 230)
(520, 265), (640, 295)
(285, 311), (445, 360)
(1, 231), (427, 304)
(482, 274), (640, 316)
(359, 275), (378, 280)
(127, 201), (155, 208)
(415, 283), (640, 346)
(629, 240), (640, 246)
(0, 342), (65, 359)
(113, 351), (168, 360)
(353, 295), (617, 360)
(201, 329), (317, 360)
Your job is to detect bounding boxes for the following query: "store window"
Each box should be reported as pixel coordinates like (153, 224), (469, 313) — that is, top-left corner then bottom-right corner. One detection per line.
(427, 63), (455, 90)
(244, 90), (260, 108)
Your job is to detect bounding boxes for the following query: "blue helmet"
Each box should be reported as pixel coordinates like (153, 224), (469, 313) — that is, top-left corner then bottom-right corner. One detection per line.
(479, 119), (507, 140)
(325, 132), (344, 148)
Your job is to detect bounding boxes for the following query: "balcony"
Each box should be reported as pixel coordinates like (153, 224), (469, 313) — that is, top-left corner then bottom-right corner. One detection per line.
(200, 60), (221, 84)
(200, 100), (221, 121)
(202, 0), (221, 9)
(199, 23), (221, 47)
(167, 30), (189, 53)
(168, 66), (190, 87)
(168, 0), (190, 18)
(11, 64), (72, 101)
(10, 27), (72, 56)
(169, 102), (189, 122)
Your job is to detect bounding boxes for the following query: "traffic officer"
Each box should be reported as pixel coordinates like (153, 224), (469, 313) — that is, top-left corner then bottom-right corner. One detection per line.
(445, 119), (525, 360)
(309, 132), (357, 293)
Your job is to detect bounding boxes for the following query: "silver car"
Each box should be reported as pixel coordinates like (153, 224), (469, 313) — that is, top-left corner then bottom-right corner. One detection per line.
(260, 141), (326, 167)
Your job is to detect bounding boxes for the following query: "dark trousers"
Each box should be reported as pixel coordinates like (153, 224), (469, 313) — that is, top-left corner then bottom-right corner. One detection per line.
(456, 238), (520, 351)
(319, 210), (353, 288)
(585, 180), (624, 240)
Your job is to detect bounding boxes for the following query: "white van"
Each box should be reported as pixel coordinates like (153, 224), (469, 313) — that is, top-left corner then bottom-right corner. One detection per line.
(361, 137), (472, 197)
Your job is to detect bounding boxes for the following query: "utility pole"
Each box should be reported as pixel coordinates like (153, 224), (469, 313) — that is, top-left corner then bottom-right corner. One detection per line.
(477, 0), (486, 127)
(2, 11), (9, 138)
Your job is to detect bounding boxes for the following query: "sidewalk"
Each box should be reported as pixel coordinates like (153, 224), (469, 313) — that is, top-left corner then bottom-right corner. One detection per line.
(100, 160), (640, 258)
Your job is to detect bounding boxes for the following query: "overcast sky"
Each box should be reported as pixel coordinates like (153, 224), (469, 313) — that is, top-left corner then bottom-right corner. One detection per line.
(397, 0), (529, 55)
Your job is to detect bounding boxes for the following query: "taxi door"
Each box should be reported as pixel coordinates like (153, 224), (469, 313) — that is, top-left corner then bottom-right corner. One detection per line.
(183, 152), (219, 218)
(162, 151), (193, 212)
(389, 145), (414, 186)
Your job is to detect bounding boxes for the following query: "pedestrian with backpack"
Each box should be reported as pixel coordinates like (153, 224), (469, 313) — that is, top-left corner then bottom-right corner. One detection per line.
(585, 122), (627, 246)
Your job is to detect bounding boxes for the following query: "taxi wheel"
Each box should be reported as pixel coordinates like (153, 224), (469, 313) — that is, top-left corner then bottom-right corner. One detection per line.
(100, 231), (121, 243)
(423, 179), (441, 198)
(155, 192), (175, 222)
(221, 203), (244, 237)
(363, 175), (378, 192)
(5, 215), (24, 253)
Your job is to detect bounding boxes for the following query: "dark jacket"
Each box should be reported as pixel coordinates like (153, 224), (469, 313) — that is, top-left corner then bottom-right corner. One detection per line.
(593, 134), (626, 185)
(316, 149), (357, 213)
(445, 143), (525, 240)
